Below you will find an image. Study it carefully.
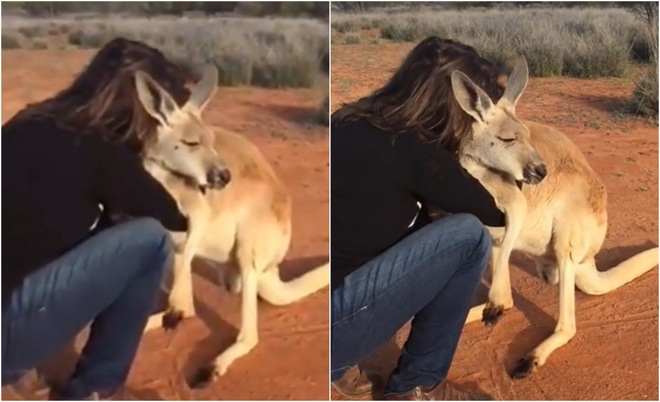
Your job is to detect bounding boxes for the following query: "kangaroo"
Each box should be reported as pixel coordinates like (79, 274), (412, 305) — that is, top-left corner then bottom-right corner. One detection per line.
(133, 66), (330, 387)
(450, 57), (659, 379)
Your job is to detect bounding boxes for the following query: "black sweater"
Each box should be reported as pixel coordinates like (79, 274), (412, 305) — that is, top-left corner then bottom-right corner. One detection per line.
(331, 118), (506, 290)
(2, 117), (188, 304)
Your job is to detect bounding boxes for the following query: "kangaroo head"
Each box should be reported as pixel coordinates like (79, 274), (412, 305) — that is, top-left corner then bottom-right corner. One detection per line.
(450, 57), (546, 184)
(134, 65), (230, 192)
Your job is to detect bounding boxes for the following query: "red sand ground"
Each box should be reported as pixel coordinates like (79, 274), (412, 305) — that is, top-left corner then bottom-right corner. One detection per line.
(2, 50), (329, 400)
(331, 43), (659, 401)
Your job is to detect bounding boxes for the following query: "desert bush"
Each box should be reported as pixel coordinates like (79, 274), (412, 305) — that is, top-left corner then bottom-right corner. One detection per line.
(30, 40), (48, 50)
(156, 18), (327, 88)
(630, 3), (658, 117)
(5, 16), (328, 89)
(17, 25), (43, 38)
(380, 23), (422, 42)
(561, 33), (629, 78)
(31, 40), (48, 50)
(342, 33), (361, 45)
(332, 19), (361, 33)
(67, 22), (128, 49)
(336, 8), (650, 78)
(631, 69), (658, 117)
(627, 24), (652, 62)
(332, 13), (380, 31)
(68, 30), (115, 48)
(58, 24), (72, 35)
(317, 94), (329, 125)
(2, 34), (21, 49)
(67, 30), (84, 46)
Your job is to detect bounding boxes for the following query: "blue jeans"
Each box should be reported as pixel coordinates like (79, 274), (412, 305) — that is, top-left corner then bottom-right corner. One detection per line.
(2, 218), (173, 399)
(331, 214), (491, 394)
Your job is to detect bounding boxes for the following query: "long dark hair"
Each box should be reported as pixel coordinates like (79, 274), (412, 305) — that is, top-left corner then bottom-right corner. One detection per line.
(7, 37), (191, 152)
(333, 37), (506, 152)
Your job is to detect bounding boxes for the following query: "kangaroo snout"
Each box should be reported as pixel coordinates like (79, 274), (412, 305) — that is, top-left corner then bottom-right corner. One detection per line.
(523, 163), (547, 184)
(206, 166), (231, 190)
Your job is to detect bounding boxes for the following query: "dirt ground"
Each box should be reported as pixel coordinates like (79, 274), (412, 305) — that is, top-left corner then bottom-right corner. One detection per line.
(331, 43), (659, 401)
(1, 50), (329, 400)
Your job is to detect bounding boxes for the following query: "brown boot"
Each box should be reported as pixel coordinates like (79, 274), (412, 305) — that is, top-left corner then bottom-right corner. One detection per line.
(384, 379), (494, 400)
(332, 365), (383, 398)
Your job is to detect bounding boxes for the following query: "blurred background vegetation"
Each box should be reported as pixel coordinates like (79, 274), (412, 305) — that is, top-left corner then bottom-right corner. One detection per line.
(1, 1), (329, 87)
(331, 1), (657, 117)
(2, 1), (329, 19)
(1, 1), (330, 125)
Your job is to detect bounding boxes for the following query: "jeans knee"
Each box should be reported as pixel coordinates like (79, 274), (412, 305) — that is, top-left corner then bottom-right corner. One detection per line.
(132, 218), (174, 271)
(450, 214), (492, 269)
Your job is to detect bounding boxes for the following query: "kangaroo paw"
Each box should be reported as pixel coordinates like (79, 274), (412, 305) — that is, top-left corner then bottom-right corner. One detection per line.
(482, 303), (505, 326)
(511, 355), (539, 379)
(162, 309), (185, 331)
(187, 363), (217, 389)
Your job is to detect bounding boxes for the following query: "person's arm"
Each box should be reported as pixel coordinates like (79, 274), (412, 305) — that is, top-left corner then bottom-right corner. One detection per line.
(89, 139), (188, 232)
(406, 139), (505, 227)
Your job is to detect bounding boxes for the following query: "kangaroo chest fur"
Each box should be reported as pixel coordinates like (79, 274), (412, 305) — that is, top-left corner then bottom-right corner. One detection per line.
(462, 159), (555, 260)
(144, 160), (238, 263)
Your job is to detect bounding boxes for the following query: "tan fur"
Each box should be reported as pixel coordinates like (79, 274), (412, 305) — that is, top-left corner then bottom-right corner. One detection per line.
(453, 59), (658, 378)
(135, 67), (328, 382)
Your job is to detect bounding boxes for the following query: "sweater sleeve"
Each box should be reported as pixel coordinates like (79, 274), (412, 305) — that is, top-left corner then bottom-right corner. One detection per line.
(407, 139), (506, 227)
(89, 139), (189, 232)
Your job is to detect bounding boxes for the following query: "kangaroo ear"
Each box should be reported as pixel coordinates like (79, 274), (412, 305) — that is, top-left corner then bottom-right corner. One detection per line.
(134, 71), (180, 127)
(451, 70), (494, 123)
(500, 56), (529, 108)
(185, 64), (218, 113)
